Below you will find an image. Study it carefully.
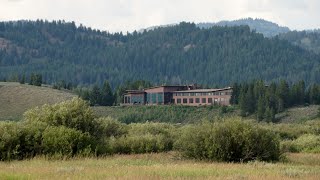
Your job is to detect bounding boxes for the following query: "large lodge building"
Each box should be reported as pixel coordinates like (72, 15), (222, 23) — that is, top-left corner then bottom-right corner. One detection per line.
(123, 85), (232, 106)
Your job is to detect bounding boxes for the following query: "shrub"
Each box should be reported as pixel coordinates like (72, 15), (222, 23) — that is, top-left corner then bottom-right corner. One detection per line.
(94, 117), (128, 138)
(111, 122), (176, 154)
(175, 118), (280, 162)
(0, 121), (47, 160)
(0, 122), (23, 160)
(42, 126), (93, 158)
(23, 98), (98, 136)
(281, 134), (320, 153)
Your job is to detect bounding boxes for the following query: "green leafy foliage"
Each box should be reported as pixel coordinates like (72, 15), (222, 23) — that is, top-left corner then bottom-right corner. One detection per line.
(42, 126), (93, 158)
(111, 122), (176, 154)
(281, 134), (320, 153)
(23, 97), (97, 136)
(174, 119), (280, 162)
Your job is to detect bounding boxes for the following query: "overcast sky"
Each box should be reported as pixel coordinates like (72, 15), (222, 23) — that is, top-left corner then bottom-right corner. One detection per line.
(1, 0), (319, 32)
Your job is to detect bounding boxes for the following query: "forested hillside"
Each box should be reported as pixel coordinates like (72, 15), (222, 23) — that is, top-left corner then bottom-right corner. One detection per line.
(279, 30), (320, 54)
(0, 20), (320, 87)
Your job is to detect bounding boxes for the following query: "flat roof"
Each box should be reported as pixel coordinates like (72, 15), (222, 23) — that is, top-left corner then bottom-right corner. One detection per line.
(173, 87), (232, 93)
(144, 85), (191, 90)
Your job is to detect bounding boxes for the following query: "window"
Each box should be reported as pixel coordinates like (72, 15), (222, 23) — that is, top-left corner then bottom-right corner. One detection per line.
(183, 98), (188, 104)
(202, 98), (206, 103)
(220, 92), (225, 95)
(195, 93), (201, 96)
(190, 93), (195, 96)
(132, 95), (144, 104)
(177, 99), (181, 104)
(147, 94), (151, 103)
(208, 98), (213, 104)
(151, 93), (157, 104)
(189, 98), (194, 103)
(195, 98), (200, 103)
(158, 93), (163, 104)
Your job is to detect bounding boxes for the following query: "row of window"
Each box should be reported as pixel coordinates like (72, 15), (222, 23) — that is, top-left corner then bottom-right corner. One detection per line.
(175, 97), (226, 104)
(174, 91), (231, 97)
(146, 93), (164, 104)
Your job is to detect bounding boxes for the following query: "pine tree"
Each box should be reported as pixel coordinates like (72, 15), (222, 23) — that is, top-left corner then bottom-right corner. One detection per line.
(230, 83), (240, 104)
(264, 106), (275, 123)
(29, 73), (35, 85)
(19, 74), (25, 84)
(257, 95), (266, 121)
(276, 80), (289, 112)
(90, 85), (102, 105)
(101, 80), (115, 106)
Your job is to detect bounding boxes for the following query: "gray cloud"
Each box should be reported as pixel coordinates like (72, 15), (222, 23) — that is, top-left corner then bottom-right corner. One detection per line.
(0, 0), (319, 32)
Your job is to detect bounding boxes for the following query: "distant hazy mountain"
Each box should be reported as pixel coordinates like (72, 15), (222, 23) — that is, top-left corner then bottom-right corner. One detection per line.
(197, 18), (290, 37)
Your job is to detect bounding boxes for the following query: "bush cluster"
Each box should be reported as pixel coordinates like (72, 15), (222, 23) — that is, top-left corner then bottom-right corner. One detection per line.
(281, 134), (320, 153)
(174, 119), (280, 162)
(0, 98), (282, 163)
(0, 98), (177, 160)
(111, 123), (175, 154)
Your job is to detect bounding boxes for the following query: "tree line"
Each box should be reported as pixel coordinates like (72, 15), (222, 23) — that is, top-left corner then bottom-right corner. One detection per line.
(75, 80), (152, 106)
(231, 80), (320, 122)
(0, 20), (320, 88)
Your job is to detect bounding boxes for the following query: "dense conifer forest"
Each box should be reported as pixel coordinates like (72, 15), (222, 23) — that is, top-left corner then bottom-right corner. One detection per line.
(0, 20), (320, 88)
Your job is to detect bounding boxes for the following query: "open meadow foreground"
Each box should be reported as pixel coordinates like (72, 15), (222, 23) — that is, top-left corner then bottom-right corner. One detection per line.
(0, 153), (319, 179)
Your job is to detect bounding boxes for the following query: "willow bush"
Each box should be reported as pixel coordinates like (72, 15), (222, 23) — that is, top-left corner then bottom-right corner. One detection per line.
(174, 118), (281, 162)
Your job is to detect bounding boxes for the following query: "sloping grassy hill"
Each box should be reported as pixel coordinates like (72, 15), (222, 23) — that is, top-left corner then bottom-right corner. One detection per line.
(0, 82), (77, 120)
(276, 105), (319, 123)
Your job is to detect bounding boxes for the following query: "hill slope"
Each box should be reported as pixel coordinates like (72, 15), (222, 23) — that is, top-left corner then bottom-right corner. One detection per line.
(279, 30), (320, 54)
(0, 20), (320, 87)
(0, 82), (76, 120)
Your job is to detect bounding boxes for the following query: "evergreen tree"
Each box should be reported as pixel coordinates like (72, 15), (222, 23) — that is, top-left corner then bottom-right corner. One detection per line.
(19, 74), (25, 84)
(29, 73), (35, 85)
(276, 80), (289, 112)
(257, 95), (266, 121)
(264, 106), (275, 123)
(230, 83), (240, 104)
(101, 80), (115, 106)
(89, 85), (102, 105)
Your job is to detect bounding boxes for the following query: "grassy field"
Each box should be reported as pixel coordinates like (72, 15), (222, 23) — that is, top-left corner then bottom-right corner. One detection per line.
(93, 104), (319, 124)
(0, 82), (76, 121)
(92, 105), (236, 123)
(0, 153), (319, 179)
(1, 82), (318, 123)
(277, 105), (319, 123)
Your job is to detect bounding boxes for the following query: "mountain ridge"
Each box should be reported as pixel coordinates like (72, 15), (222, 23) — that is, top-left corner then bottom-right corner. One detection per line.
(0, 20), (319, 88)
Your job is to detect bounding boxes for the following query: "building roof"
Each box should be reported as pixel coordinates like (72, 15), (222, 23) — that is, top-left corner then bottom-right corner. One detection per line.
(124, 90), (145, 95)
(173, 87), (232, 93)
(144, 85), (192, 90)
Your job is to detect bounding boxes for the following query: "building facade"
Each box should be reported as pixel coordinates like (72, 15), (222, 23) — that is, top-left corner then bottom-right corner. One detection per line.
(123, 85), (232, 106)
(172, 88), (232, 106)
